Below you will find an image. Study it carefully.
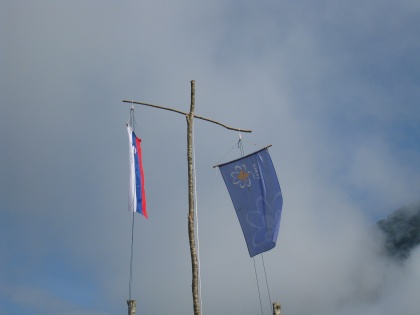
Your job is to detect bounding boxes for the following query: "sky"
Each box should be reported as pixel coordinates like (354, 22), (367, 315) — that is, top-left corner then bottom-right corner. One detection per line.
(1, 1), (420, 314)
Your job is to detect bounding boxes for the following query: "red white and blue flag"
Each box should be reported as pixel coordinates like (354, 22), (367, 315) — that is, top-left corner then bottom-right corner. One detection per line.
(127, 124), (148, 218)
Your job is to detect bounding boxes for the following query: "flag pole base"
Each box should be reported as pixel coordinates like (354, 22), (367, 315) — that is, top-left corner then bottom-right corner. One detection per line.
(127, 300), (137, 315)
(273, 302), (281, 315)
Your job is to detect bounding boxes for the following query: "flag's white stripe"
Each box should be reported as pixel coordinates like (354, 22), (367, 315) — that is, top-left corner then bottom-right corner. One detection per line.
(127, 125), (137, 212)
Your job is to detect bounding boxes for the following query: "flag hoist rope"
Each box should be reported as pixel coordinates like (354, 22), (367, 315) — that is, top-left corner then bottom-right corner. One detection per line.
(261, 253), (273, 307)
(128, 107), (136, 301)
(129, 208), (135, 301)
(237, 138), (264, 315)
(237, 137), (273, 315)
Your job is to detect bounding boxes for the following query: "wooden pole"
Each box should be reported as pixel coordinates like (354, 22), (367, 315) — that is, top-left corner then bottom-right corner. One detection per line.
(127, 300), (137, 315)
(123, 81), (251, 315)
(187, 80), (200, 315)
(273, 302), (281, 315)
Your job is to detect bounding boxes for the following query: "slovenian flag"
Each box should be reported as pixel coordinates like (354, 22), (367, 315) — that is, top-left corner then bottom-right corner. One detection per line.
(127, 124), (148, 218)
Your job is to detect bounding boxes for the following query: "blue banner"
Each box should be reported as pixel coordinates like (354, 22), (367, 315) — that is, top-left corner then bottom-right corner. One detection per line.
(218, 148), (282, 257)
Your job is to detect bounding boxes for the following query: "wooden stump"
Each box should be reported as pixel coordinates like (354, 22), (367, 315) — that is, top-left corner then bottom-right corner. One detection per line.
(127, 300), (137, 315)
(273, 302), (281, 315)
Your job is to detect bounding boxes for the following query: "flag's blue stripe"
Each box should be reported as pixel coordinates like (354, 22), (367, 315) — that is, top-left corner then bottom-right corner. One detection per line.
(132, 132), (142, 213)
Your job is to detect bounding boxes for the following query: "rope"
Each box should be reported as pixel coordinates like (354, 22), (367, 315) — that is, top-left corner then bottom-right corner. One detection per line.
(129, 210), (135, 300)
(129, 106), (136, 131)
(237, 137), (264, 315)
(214, 142), (241, 167)
(214, 132), (258, 167)
(253, 257), (264, 315)
(128, 106), (136, 301)
(192, 120), (203, 313)
(261, 253), (272, 306)
(238, 133), (244, 157)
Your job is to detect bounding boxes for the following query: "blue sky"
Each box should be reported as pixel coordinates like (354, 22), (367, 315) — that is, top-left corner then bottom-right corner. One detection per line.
(1, 1), (420, 314)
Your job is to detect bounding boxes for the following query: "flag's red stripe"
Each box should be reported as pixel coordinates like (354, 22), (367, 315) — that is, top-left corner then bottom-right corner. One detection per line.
(135, 137), (148, 219)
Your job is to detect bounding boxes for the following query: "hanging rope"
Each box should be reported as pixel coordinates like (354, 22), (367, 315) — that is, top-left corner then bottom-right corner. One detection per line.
(253, 257), (264, 315)
(128, 106), (136, 301)
(238, 132), (245, 157)
(214, 142), (242, 167)
(129, 210), (135, 300)
(214, 132), (260, 167)
(245, 136), (273, 311)
(237, 137), (264, 315)
(129, 106), (136, 131)
(261, 253), (272, 306)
